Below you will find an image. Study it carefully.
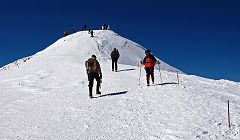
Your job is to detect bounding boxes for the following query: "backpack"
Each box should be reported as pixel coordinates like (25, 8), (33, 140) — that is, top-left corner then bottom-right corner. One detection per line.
(111, 49), (119, 60)
(86, 59), (97, 74)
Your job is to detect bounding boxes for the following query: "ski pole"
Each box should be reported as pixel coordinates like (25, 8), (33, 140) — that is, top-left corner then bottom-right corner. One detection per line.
(157, 63), (162, 84)
(177, 72), (180, 84)
(138, 61), (142, 85)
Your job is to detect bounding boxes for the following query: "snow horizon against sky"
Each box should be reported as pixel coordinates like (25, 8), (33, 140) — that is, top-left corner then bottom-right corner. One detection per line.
(0, 0), (240, 82)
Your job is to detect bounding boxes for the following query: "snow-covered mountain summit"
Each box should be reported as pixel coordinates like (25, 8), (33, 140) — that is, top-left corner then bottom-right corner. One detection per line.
(1, 30), (181, 73)
(0, 30), (239, 139)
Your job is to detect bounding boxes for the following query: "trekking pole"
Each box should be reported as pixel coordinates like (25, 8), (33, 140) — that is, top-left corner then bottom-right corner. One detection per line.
(138, 61), (142, 85)
(157, 63), (162, 84)
(228, 100), (231, 129)
(177, 72), (180, 84)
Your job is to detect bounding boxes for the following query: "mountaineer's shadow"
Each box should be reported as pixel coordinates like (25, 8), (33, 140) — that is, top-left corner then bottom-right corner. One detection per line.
(117, 69), (135, 72)
(99, 91), (128, 98)
(150, 82), (178, 86)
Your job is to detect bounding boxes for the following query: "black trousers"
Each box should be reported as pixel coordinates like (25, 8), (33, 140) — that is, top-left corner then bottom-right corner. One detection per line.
(112, 60), (118, 71)
(88, 72), (101, 96)
(145, 68), (154, 84)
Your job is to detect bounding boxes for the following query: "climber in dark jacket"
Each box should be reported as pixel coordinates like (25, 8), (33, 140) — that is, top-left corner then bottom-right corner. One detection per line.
(111, 48), (120, 72)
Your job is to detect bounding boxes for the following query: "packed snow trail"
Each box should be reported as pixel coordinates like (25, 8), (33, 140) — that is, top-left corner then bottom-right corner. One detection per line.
(0, 62), (239, 139)
(0, 30), (240, 139)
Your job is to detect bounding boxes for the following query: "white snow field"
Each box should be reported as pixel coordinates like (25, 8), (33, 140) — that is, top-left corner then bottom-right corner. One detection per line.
(0, 30), (239, 140)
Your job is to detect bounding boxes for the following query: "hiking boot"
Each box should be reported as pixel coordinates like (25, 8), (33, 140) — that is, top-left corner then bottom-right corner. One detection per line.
(96, 91), (101, 95)
(89, 95), (93, 98)
(147, 81), (150, 86)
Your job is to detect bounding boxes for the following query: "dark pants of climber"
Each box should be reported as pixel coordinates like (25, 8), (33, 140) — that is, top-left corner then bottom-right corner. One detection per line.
(88, 72), (101, 96)
(112, 60), (118, 71)
(145, 68), (154, 84)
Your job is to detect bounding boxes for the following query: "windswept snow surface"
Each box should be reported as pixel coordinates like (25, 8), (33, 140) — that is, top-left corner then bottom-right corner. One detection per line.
(0, 30), (240, 139)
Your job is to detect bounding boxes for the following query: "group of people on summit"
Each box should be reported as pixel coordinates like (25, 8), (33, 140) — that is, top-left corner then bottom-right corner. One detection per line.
(85, 49), (159, 98)
(64, 24), (110, 37)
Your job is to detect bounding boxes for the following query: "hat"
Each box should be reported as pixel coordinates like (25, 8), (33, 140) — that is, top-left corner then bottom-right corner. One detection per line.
(145, 49), (150, 54)
(92, 55), (96, 58)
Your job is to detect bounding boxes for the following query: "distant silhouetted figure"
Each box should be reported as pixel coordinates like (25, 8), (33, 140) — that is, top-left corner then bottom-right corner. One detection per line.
(90, 30), (94, 37)
(107, 25), (110, 30)
(64, 31), (69, 37)
(84, 24), (87, 30)
(73, 26), (77, 33)
(102, 24), (108, 30)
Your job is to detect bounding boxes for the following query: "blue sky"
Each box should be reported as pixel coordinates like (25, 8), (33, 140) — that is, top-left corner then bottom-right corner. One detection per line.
(0, 0), (239, 82)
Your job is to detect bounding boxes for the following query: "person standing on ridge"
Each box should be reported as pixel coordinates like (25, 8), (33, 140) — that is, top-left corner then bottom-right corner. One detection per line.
(73, 26), (77, 33)
(88, 29), (94, 37)
(111, 48), (120, 72)
(141, 49), (159, 86)
(64, 30), (69, 37)
(84, 24), (87, 30)
(90, 30), (94, 37)
(85, 55), (102, 98)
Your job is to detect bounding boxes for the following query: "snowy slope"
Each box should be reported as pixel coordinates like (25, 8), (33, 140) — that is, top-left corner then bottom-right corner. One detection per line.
(0, 30), (181, 74)
(0, 30), (240, 140)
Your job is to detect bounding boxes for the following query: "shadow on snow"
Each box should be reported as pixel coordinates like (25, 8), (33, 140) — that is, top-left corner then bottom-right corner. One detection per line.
(150, 82), (178, 86)
(116, 69), (135, 72)
(99, 91), (128, 98)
